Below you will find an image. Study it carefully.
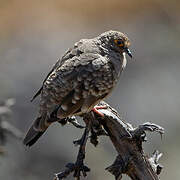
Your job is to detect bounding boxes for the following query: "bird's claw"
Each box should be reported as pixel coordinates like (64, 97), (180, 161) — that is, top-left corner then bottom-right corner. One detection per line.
(92, 105), (108, 117)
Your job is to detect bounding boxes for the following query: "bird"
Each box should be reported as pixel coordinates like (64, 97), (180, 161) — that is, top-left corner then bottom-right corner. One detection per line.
(23, 30), (132, 147)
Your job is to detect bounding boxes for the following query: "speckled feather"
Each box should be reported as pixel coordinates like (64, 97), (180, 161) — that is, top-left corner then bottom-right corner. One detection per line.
(23, 30), (131, 146)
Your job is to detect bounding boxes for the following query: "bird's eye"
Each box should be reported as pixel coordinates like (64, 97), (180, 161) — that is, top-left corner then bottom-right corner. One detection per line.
(114, 39), (124, 47)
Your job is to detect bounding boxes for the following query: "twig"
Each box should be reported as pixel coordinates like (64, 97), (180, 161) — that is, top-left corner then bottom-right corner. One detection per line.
(54, 115), (91, 180)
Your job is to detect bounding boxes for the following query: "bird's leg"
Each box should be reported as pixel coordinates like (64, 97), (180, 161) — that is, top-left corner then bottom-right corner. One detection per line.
(92, 105), (108, 117)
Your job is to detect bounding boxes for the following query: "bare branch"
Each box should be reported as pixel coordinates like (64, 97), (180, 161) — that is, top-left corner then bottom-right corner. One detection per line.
(54, 101), (164, 180)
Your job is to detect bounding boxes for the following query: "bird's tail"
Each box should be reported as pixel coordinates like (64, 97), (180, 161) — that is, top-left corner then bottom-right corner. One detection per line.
(23, 115), (49, 147)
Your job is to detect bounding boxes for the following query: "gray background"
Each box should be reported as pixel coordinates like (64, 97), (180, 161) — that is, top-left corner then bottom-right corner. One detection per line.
(0, 0), (179, 179)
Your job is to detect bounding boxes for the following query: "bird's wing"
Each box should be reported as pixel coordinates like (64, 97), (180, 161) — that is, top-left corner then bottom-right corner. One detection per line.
(38, 52), (110, 128)
(30, 59), (62, 102)
(31, 47), (83, 102)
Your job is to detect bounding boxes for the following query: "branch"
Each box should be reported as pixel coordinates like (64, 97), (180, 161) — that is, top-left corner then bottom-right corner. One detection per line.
(94, 101), (164, 180)
(54, 115), (91, 180)
(54, 101), (164, 180)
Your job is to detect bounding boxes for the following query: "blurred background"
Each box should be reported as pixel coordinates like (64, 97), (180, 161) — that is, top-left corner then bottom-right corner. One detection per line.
(0, 0), (179, 179)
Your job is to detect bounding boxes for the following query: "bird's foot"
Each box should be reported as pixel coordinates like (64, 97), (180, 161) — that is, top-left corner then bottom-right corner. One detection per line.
(92, 105), (108, 117)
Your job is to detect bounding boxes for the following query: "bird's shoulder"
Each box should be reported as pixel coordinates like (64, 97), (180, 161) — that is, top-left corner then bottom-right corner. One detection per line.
(46, 52), (107, 85)
(50, 38), (108, 77)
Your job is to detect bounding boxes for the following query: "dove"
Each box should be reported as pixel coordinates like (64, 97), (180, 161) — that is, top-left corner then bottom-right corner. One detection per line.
(23, 30), (132, 146)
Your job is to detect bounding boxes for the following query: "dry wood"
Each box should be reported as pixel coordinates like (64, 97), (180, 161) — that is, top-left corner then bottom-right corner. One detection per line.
(55, 101), (164, 180)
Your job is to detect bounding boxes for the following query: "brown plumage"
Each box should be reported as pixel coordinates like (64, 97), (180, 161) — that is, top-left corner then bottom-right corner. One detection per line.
(23, 30), (132, 146)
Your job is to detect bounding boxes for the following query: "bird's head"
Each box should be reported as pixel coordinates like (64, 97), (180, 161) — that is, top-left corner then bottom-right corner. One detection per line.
(98, 30), (132, 58)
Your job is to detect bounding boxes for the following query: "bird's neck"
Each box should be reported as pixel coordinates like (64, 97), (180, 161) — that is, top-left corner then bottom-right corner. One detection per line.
(94, 39), (127, 75)
(108, 51), (126, 78)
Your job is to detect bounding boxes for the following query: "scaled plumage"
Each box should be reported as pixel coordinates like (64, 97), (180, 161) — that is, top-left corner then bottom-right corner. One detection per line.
(23, 30), (132, 146)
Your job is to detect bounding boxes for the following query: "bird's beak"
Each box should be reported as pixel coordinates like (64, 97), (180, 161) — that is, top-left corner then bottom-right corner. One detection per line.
(125, 47), (132, 58)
